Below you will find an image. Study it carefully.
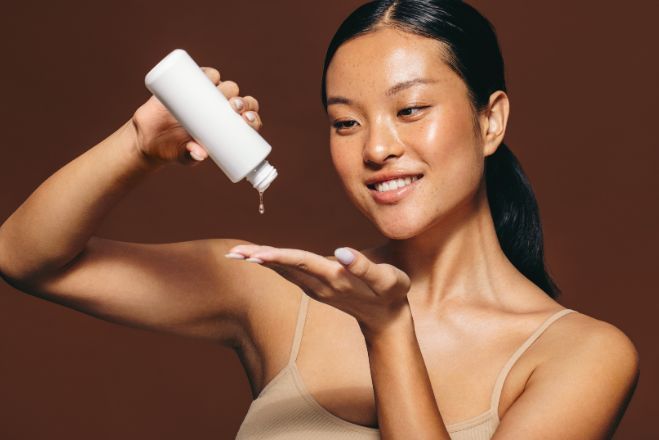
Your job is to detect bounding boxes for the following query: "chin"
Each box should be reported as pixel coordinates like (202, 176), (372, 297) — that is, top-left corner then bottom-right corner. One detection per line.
(374, 215), (426, 240)
(382, 229), (418, 240)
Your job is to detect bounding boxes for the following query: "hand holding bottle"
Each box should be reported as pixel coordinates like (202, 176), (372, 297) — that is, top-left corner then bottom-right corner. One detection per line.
(131, 67), (262, 167)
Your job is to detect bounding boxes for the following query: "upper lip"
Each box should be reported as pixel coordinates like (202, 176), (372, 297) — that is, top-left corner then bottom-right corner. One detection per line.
(365, 171), (424, 187)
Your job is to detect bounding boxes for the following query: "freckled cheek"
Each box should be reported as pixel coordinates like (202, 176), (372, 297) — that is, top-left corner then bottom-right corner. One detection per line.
(399, 114), (463, 161)
(400, 112), (481, 197)
(330, 141), (362, 190)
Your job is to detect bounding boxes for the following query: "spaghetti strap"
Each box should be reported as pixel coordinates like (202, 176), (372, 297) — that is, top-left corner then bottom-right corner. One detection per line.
(288, 292), (310, 365)
(490, 308), (576, 419)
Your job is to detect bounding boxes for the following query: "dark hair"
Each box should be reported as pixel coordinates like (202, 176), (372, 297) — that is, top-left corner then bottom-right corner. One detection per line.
(320, 0), (561, 298)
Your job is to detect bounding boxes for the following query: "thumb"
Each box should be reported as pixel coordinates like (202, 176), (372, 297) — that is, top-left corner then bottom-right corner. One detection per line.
(334, 247), (377, 282)
(334, 247), (410, 295)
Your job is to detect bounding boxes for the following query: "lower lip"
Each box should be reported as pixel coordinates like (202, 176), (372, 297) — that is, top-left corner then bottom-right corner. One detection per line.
(368, 177), (422, 204)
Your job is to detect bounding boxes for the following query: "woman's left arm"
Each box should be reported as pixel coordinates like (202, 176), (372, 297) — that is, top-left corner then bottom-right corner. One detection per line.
(360, 304), (451, 439)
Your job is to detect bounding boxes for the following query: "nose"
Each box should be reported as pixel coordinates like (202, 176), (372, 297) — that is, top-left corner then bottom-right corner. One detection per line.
(362, 119), (405, 166)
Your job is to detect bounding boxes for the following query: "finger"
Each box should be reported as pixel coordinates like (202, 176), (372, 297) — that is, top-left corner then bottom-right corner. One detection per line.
(218, 80), (239, 99)
(229, 245), (338, 281)
(186, 141), (208, 162)
(227, 245), (332, 299)
(226, 243), (260, 257)
(260, 261), (330, 300)
(242, 96), (260, 113)
(228, 95), (260, 113)
(243, 111), (262, 130)
(201, 67), (221, 85)
(334, 247), (409, 294)
(229, 244), (375, 299)
(229, 96), (246, 113)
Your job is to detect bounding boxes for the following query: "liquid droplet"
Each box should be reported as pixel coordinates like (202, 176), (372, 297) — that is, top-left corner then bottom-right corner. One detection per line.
(258, 191), (265, 214)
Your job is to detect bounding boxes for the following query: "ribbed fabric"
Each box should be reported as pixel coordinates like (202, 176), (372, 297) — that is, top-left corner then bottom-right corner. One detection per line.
(236, 294), (576, 439)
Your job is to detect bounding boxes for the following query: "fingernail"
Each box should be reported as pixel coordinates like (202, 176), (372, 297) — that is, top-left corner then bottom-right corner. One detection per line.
(246, 257), (263, 264)
(225, 252), (245, 260)
(190, 151), (204, 161)
(232, 98), (244, 111)
(334, 247), (354, 265)
(245, 111), (256, 122)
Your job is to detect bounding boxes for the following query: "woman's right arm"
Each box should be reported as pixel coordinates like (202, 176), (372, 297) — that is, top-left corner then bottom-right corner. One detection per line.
(0, 68), (282, 346)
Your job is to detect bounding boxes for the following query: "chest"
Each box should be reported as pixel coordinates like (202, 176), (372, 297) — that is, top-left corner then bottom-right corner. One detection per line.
(266, 301), (542, 429)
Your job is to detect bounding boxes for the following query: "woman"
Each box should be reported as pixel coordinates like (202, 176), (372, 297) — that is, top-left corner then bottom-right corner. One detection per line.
(0, 0), (639, 439)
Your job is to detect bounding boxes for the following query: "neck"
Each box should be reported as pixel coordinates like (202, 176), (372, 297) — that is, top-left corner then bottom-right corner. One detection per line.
(377, 182), (522, 311)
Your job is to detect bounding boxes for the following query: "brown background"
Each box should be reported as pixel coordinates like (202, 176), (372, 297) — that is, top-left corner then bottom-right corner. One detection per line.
(0, 0), (656, 438)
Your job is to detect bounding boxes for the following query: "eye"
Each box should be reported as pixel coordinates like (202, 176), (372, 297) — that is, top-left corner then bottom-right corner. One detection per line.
(332, 120), (359, 131)
(398, 106), (429, 117)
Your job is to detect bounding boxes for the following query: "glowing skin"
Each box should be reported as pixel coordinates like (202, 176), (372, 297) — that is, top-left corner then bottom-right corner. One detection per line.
(325, 27), (516, 303)
(327, 28), (492, 241)
(224, 24), (637, 440)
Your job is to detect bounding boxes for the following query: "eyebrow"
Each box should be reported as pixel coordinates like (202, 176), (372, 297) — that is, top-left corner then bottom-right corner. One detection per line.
(326, 78), (438, 106)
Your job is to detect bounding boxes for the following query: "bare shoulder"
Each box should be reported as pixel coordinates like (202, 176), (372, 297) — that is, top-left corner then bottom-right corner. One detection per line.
(534, 309), (640, 385)
(545, 310), (639, 372)
(494, 309), (641, 438)
(579, 312), (639, 380)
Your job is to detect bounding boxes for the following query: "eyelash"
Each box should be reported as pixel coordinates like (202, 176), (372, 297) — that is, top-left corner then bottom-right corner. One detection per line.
(332, 106), (429, 130)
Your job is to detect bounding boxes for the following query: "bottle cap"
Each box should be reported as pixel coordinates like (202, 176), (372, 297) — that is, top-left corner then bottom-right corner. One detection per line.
(246, 160), (278, 192)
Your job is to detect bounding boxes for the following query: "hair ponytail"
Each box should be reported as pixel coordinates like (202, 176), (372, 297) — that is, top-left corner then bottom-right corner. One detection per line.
(486, 143), (560, 298)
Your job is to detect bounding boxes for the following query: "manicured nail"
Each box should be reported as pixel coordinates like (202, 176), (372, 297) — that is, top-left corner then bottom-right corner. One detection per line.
(225, 252), (245, 260)
(190, 150), (205, 161)
(334, 247), (354, 265)
(245, 111), (256, 122)
(245, 257), (263, 264)
(232, 98), (244, 111)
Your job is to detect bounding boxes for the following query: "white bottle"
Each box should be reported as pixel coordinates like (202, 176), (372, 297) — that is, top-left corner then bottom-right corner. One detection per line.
(144, 48), (277, 193)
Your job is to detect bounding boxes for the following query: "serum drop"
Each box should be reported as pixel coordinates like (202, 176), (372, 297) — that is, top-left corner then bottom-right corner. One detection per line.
(144, 49), (278, 212)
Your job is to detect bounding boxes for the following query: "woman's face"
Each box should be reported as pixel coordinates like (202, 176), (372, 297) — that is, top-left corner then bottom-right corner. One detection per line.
(325, 27), (489, 240)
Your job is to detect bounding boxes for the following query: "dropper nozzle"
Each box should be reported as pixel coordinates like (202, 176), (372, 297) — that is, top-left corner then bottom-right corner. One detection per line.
(246, 160), (278, 193)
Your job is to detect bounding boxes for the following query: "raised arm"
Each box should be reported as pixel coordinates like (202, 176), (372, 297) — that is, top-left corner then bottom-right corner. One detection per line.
(0, 67), (276, 345)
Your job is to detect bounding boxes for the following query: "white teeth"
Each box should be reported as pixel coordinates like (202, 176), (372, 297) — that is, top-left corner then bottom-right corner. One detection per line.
(374, 175), (419, 192)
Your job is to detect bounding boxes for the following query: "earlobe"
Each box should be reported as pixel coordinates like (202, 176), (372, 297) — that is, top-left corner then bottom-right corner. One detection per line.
(481, 112), (501, 157)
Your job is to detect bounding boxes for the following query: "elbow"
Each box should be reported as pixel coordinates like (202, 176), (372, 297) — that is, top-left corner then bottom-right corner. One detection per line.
(0, 267), (25, 291)
(0, 237), (46, 289)
(0, 247), (32, 290)
(0, 218), (88, 286)
(0, 236), (17, 285)
(0, 226), (21, 284)
(0, 256), (56, 295)
(0, 228), (72, 288)
(0, 259), (31, 291)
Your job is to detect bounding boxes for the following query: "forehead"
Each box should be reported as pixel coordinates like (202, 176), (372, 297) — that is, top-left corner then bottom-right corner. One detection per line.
(326, 27), (458, 95)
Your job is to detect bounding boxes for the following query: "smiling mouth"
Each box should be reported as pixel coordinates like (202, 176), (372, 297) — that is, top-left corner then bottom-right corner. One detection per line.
(366, 174), (424, 192)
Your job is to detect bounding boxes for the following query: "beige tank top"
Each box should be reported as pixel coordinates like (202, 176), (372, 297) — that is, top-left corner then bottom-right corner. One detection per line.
(236, 294), (576, 439)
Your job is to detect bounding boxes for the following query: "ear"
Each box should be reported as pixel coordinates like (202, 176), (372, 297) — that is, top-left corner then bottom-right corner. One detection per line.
(480, 90), (510, 157)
